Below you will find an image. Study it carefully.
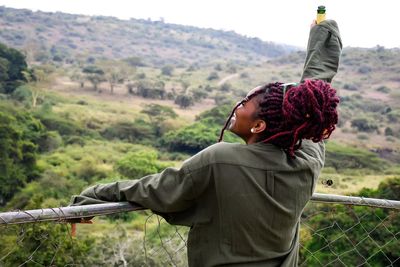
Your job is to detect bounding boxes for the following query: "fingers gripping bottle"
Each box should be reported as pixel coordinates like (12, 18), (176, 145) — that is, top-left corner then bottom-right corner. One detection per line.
(316, 6), (326, 24)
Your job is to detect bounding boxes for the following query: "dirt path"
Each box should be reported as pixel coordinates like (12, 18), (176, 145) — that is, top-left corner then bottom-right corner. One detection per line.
(217, 73), (239, 86)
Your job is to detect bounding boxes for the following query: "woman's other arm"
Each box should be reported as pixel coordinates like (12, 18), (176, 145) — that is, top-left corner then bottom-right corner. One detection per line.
(301, 19), (342, 83)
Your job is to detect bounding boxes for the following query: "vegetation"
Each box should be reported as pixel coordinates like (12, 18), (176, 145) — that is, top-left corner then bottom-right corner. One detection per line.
(301, 178), (400, 266)
(0, 42), (28, 93)
(0, 6), (400, 266)
(0, 6), (295, 67)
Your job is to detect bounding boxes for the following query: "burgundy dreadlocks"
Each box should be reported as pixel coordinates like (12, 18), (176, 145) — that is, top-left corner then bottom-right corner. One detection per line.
(218, 80), (340, 157)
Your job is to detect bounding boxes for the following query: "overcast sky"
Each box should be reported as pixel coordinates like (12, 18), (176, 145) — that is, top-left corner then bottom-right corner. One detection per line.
(1, 0), (399, 48)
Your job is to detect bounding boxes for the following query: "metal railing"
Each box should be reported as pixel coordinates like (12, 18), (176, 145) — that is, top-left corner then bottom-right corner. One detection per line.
(1, 193), (399, 225)
(0, 193), (399, 266)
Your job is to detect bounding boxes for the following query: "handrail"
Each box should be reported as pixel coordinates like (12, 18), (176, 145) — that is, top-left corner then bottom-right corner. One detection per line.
(1, 193), (399, 225)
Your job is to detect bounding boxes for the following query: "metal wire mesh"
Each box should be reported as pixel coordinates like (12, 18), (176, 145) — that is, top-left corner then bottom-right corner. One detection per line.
(1, 195), (399, 266)
(300, 202), (400, 267)
(0, 212), (189, 267)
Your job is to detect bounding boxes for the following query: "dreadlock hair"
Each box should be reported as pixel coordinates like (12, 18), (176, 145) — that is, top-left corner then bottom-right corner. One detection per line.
(218, 80), (340, 158)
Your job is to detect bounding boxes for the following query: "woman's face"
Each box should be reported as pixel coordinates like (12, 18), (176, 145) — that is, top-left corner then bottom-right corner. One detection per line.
(229, 86), (264, 141)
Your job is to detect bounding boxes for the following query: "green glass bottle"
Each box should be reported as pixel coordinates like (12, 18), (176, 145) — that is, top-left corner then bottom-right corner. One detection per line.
(316, 6), (326, 24)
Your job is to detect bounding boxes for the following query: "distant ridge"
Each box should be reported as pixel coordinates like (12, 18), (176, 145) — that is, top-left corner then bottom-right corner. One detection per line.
(0, 6), (298, 66)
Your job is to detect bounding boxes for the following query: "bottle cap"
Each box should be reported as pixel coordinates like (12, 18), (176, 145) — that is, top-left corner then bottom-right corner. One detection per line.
(317, 6), (326, 14)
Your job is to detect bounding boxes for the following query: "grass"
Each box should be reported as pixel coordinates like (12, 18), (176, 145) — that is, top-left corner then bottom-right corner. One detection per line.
(316, 171), (398, 195)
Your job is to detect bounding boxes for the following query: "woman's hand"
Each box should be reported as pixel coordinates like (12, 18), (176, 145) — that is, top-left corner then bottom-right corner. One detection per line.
(310, 20), (317, 28)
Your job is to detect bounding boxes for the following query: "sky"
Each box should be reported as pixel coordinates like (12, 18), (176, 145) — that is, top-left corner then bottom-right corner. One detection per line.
(0, 0), (399, 48)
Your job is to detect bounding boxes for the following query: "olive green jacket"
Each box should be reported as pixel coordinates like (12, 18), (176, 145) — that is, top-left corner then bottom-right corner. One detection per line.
(71, 141), (324, 266)
(71, 20), (341, 267)
(301, 20), (342, 83)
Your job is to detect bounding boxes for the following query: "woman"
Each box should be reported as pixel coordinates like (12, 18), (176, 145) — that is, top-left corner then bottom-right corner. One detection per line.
(71, 20), (342, 266)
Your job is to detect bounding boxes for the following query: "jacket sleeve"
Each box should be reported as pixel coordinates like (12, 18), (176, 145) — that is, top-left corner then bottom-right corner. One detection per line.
(70, 155), (211, 214)
(300, 20), (342, 83)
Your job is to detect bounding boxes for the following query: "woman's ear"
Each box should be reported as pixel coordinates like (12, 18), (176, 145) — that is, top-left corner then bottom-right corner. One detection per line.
(252, 119), (267, 134)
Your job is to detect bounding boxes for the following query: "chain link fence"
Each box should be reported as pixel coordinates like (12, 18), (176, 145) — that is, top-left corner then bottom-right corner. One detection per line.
(1, 194), (399, 266)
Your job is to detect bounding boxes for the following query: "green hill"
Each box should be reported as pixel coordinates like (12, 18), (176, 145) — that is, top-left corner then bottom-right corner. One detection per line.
(0, 6), (297, 67)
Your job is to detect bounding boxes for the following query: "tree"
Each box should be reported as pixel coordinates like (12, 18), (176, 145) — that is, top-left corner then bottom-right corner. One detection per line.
(20, 65), (55, 108)
(350, 117), (378, 132)
(124, 56), (146, 67)
(141, 103), (177, 120)
(114, 150), (168, 179)
(82, 65), (106, 91)
(99, 61), (133, 94)
(301, 178), (400, 266)
(134, 80), (166, 99)
(161, 65), (174, 76)
(175, 94), (194, 109)
(207, 71), (219, 81)
(0, 105), (44, 205)
(220, 82), (233, 92)
(141, 103), (177, 136)
(71, 71), (85, 88)
(0, 42), (28, 94)
(191, 87), (208, 102)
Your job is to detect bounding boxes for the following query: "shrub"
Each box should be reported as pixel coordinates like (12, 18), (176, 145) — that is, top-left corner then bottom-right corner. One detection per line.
(385, 127), (394, 136)
(357, 65), (372, 74)
(350, 117), (378, 132)
(376, 86), (391, 93)
(101, 120), (154, 143)
(207, 72), (219, 81)
(301, 178), (400, 266)
(357, 133), (369, 140)
(240, 72), (249, 78)
(114, 150), (169, 179)
(0, 105), (44, 205)
(175, 94), (194, 109)
(325, 142), (387, 171)
(387, 110), (400, 123)
(161, 65), (174, 76)
(38, 131), (63, 152)
(35, 113), (86, 136)
(343, 83), (358, 91)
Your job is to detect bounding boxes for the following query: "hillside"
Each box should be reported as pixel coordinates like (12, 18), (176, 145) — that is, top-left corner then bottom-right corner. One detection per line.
(1, 7), (400, 266)
(0, 6), (297, 67)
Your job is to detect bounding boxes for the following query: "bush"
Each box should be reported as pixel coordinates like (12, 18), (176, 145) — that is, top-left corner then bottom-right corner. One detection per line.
(134, 80), (166, 99)
(207, 72), (219, 81)
(357, 65), (372, 74)
(356, 133), (369, 140)
(387, 110), (400, 123)
(376, 86), (391, 93)
(350, 117), (378, 132)
(73, 157), (110, 182)
(162, 104), (241, 153)
(37, 131), (63, 152)
(114, 150), (169, 179)
(343, 83), (359, 91)
(161, 65), (174, 76)
(240, 72), (249, 78)
(301, 178), (400, 265)
(175, 94), (194, 109)
(101, 120), (155, 143)
(0, 43), (28, 94)
(0, 104), (44, 205)
(385, 127), (394, 136)
(35, 112), (87, 136)
(325, 142), (387, 171)
(220, 83), (233, 92)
